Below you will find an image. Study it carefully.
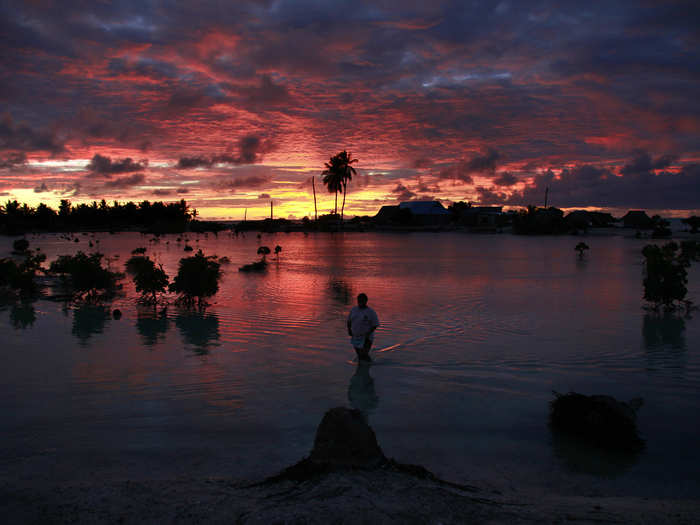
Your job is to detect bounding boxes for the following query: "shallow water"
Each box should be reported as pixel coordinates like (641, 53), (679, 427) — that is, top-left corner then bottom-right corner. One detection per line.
(1, 231), (699, 497)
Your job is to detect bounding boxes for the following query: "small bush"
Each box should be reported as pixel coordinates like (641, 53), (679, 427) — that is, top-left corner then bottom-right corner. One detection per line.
(642, 242), (699, 310)
(131, 256), (169, 303)
(169, 250), (222, 306)
(12, 238), (30, 253)
(0, 250), (46, 294)
(49, 251), (122, 300)
(131, 247), (147, 255)
(125, 255), (152, 274)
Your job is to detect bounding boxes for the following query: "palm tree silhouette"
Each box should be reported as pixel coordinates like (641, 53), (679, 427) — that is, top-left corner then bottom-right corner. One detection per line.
(322, 151), (358, 222)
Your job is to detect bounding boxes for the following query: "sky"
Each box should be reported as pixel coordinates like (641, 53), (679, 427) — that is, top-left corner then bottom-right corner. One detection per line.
(1, 0), (699, 219)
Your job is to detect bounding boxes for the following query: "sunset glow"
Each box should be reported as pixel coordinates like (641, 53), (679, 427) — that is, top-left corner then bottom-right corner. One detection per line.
(1, 1), (699, 219)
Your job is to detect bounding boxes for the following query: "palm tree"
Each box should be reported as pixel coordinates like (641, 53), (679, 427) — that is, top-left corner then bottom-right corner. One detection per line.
(321, 151), (358, 221)
(321, 155), (344, 216)
(337, 151), (358, 223)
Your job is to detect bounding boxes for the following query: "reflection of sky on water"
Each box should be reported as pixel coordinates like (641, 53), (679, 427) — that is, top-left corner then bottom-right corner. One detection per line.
(1, 232), (700, 498)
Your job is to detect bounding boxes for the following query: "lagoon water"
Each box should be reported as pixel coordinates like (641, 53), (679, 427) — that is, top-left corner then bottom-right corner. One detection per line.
(1, 232), (699, 498)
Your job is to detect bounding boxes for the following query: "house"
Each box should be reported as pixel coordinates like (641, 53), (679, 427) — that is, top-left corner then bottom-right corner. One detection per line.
(459, 206), (503, 228)
(622, 210), (653, 229)
(398, 201), (450, 226)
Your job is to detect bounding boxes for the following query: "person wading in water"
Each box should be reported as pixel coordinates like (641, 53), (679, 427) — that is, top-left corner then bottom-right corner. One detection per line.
(347, 293), (379, 362)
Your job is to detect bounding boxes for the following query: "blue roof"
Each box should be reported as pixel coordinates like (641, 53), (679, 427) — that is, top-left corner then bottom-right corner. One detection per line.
(398, 201), (449, 215)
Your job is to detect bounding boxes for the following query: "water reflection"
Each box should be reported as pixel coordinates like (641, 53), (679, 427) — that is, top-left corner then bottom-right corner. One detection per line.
(347, 363), (379, 420)
(10, 300), (36, 329)
(175, 310), (220, 354)
(136, 306), (170, 346)
(72, 304), (110, 346)
(551, 431), (641, 478)
(642, 313), (687, 373)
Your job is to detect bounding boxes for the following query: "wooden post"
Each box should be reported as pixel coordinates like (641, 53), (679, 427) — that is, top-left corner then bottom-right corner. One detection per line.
(244, 208), (247, 222)
(270, 200), (273, 220)
(544, 187), (549, 208)
(312, 176), (318, 221)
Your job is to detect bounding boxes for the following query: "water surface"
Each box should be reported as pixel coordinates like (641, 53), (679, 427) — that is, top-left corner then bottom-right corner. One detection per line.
(1, 232), (699, 497)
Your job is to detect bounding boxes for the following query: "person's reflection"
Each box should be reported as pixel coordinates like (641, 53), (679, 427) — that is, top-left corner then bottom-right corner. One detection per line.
(10, 300), (36, 329)
(136, 306), (169, 347)
(72, 304), (110, 345)
(642, 312), (687, 373)
(175, 310), (220, 355)
(348, 363), (379, 420)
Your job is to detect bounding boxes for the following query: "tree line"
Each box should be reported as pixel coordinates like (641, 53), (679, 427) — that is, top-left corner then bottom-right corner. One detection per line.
(1, 199), (193, 234)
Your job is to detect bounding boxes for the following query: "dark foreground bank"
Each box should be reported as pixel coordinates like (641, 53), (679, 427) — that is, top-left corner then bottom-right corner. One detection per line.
(2, 469), (699, 524)
(2, 407), (698, 524)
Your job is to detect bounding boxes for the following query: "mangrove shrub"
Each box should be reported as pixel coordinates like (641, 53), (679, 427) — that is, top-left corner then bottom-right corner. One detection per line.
(642, 241), (700, 310)
(129, 256), (169, 303)
(169, 250), (222, 305)
(0, 250), (46, 294)
(49, 251), (122, 299)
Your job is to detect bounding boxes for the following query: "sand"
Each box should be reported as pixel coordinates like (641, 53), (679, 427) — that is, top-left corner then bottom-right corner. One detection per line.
(2, 467), (699, 524)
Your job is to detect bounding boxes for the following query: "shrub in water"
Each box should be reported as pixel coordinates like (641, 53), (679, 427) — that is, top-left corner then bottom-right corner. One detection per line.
(49, 251), (122, 300)
(12, 238), (30, 253)
(642, 241), (700, 310)
(131, 255), (169, 303)
(169, 250), (221, 306)
(0, 250), (46, 294)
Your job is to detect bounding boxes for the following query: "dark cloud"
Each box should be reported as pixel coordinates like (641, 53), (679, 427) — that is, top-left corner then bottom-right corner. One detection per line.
(240, 75), (292, 110)
(87, 154), (147, 175)
(391, 183), (417, 201)
(219, 175), (270, 191)
(465, 148), (500, 174)
(484, 158), (700, 210)
(257, 193), (271, 199)
(176, 188), (190, 194)
(103, 173), (145, 189)
(33, 182), (49, 193)
(153, 189), (174, 196)
(620, 150), (678, 176)
(177, 155), (212, 169)
(493, 171), (518, 187)
(0, 114), (65, 154)
(177, 135), (275, 168)
(0, 152), (27, 169)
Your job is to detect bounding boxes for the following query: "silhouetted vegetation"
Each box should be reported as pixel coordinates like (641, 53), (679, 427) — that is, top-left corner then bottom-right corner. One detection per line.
(322, 150), (357, 222)
(131, 247), (147, 255)
(129, 256), (169, 303)
(1, 198), (198, 234)
(12, 238), (29, 253)
(169, 250), (222, 306)
(49, 252), (122, 300)
(682, 216), (700, 233)
(651, 215), (672, 238)
(575, 242), (589, 259)
(550, 392), (644, 452)
(257, 245), (271, 261)
(642, 241), (700, 310)
(513, 206), (566, 234)
(0, 250), (46, 294)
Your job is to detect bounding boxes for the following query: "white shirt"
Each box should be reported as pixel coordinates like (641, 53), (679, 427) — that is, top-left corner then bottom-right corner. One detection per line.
(348, 306), (379, 337)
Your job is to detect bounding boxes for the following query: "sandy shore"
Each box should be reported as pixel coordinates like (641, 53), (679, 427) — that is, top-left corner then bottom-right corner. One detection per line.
(2, 467), (699, 524)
